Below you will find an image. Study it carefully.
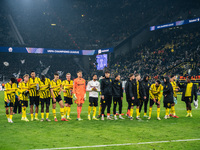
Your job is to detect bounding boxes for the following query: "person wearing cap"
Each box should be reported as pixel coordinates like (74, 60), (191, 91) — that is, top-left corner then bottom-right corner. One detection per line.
(13, 78), (22, 114)
(177, 76), (197, 117)
(4, 78), (18, 123)
(86, 73), (100, 120)
(148, 80), (163, 120)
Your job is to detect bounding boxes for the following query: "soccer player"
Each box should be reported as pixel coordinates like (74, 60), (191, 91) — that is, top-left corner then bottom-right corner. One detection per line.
(163, 77), (174, 119)
(97, 75), (105, 118)
(140, 75), (151, 117)
(170, 75), (179, 118)
(178, 76), (197, 117)
(125, 73), (135, 117)
(100, 70), (113, 120)
(129, 74), (146, 120)
(148, 80), (163, 120)
(4, 78), (18, 123)
(86, 74), (100, 120)
(39, 75), (51, 122)
(73, 70), (86, 121)
(18, 74), (30, 122)
(50, 73), (68, 121)
(62, 73), (73, 120)
(29, 71), (40, 121)
(112, 74), (124, 120)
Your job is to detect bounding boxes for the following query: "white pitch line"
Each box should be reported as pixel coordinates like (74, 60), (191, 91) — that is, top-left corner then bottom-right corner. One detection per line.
(31, 138), (200, 150)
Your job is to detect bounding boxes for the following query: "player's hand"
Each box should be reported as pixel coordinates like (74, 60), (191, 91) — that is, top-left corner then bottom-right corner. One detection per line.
(132, 97), (134, 100)
(157, 101), (160, 105)
(18, 97), (20, 101)
(53, 98), (56, 102)
(144, 96), (146, 100)
(101, 95), (104, 99)
(63, 90), (66, 93)
(165, 95), (167, 97)
(153, 98), (156, 102)
(6, 99), (10, 103)
(93, 87), (97, 91)
(175, 89), (179, 92)
(121, 97), (123, 100)
(58, 91), (61, 95)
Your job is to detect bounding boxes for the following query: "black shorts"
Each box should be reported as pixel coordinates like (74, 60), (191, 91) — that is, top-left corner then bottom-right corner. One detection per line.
(64, 97), (73, 105)
(164, 102), (172, 108)
(89, 97), (98, 106)
(184, 97), (193, 103)
(21, 100), (28, 107)
(113, 97), (122, 104)
(40, 98), (50, 105)
(52, 95), (62, 104)
(150, 99), (160, 106)
(30, 96), (39, 106)
(102, 95), (112, 106)
(5, 101), (14, 108)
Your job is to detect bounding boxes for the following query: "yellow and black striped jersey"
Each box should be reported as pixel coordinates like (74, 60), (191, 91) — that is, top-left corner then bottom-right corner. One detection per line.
(137, 81), (141, 99)
(28, 77), (40, 97)
(18, 82), (29, 101)
(62, 80), (73, 98)
(50, 79), (62, 98)
(4, 82), (18, 102)
(39, 78), (51, 99)
(171, 81), (178, 97)
(149, 84), (163, 101)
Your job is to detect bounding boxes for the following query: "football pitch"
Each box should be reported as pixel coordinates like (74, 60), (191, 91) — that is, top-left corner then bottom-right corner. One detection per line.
(0, 91), (200, 150)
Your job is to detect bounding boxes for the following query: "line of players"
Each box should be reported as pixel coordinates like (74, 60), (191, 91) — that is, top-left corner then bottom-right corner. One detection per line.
(4, 70), (198, 123)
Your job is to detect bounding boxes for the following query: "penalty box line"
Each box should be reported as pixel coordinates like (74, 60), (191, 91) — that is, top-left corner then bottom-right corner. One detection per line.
(31, 138), (200, 150)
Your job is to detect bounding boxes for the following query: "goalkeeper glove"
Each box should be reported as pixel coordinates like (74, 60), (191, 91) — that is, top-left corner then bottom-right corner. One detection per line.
(194, 100), (198, 109)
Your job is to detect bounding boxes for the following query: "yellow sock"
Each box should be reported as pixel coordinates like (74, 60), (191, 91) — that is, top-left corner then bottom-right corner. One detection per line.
(46, 113), (49, 119)
(189, 110), (192, 114)
(6, 114), (9, 119)
(10, 115), (13, 120)
(31, 114), (33, 120)
(171, 106), (175, 115)
(149, 107), (152, 117)
(64, 106), (67, 116)
(41, 113), (44, 119)
(88, 106), (91, 115)
(144, 113), (147, 116)
(93, 107), (96, 117)
(170, 107), (173, 114)
(157, 108), (160, 118)
(130, 108), (133, 117)
(98, 106), (102, 115)
(35, 113), (38, 119)
(166, 108), (169, 116)
(60, 108), (64, 118)
(52, 109), (56, 118)
(136, 108), (139, 117)
(67, 107), (71, 117)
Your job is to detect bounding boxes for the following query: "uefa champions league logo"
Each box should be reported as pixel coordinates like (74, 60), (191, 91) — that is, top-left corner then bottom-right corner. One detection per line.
(8, 47), (13, 52)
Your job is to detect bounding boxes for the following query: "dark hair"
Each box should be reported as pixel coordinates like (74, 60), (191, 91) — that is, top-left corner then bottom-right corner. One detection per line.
(105, 70), (110, 74)
(54, 73), (59, 76)
(115, 73), (120, 78)
(156, 80), (161, 84)
(77, 70), (82, 73)
(92, 73), (97, 77)
(41, 75), (45, 82)
(31, 71), (35, 74)
(129, 73), (134, 78)
(171, 74), (175, 78)
(187, 76), (191, 80)
(10, 78), (16, 83)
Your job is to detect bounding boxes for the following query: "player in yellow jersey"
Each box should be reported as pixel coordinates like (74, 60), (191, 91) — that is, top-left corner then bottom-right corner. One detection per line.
(29, 71), (40, 121)
(4, 78), (18, 123)
(148, 80), (163, 120)
(170, 75), (179, 118)
(62, 73), (73, 120)
(39, 75), (51, 122)
(18, 74), (30, 122)
(50, 73), (68, 122)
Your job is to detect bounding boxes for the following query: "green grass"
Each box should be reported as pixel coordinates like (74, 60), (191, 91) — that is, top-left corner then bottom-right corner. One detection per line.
(0, 91), (200, 150)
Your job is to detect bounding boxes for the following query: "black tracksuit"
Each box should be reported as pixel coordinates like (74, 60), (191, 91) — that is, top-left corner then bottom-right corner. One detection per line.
(163, 77), (174, 108)
(139, 76), (150, 113)
(112, 80), (123, 115)
(125, 79), (132, 110)
(101, 77), (113, 115)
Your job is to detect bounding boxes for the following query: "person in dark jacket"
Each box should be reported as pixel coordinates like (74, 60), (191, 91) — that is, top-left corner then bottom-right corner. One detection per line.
(163, 76), (174, 119)
(125, 73), (135, 117)
(112, 74), (124, 120)
(139, 75), (150, 117)
(129, 74), (146, 120)
(101, 70), (113, 120)
(178, 76), (197, 117)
